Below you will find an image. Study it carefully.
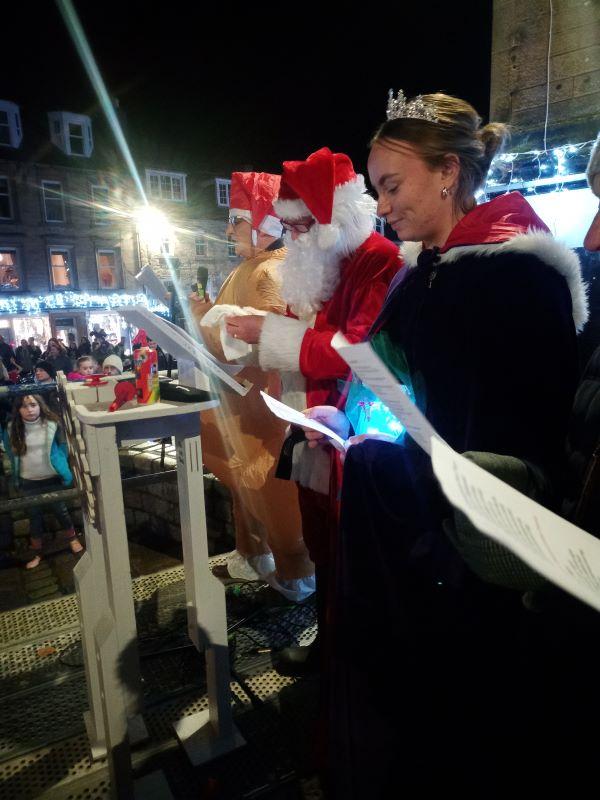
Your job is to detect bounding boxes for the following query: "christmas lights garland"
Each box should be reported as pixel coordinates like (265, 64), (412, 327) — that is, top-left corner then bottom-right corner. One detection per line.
(484, 140), (594, 195)
(0, 291), (168, 315)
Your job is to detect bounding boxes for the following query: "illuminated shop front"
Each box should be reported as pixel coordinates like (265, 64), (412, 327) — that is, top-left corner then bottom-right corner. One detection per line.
(0, 291), (168, 348)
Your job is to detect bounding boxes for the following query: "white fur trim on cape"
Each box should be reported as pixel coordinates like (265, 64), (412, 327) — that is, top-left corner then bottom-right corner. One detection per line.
(259, 313), (309, 372)
(400, 231), (589, 332)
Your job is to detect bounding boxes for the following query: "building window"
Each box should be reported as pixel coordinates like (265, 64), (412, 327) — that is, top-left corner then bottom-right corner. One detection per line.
(48, 111), (93, 157)
(374, 216), (386, 235)
(96, 249), (120, 289)
(160, 238), (170, 255)
(48, 247), (75, 289)
(42, 181), (66, 223)
(146, 170), (187, 202)
(91, 185), (110, 225)
(0, 101), (23, 149)
(216, 179), (231, 208)
(195, 236), (208, 257)
(0, 177), (12, 220)
(0, 248), (21, 290)
(227, 241), (236, 258)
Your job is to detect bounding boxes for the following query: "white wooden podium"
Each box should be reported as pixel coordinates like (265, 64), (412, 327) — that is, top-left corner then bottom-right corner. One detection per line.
(58, 307), (251, 797)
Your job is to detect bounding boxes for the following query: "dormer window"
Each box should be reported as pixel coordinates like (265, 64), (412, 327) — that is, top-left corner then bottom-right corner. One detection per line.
(48, 111), (93, 157)
(146, 170), (187, 202)
(0, 101), (22, 149)
(215, 178), (231, 208)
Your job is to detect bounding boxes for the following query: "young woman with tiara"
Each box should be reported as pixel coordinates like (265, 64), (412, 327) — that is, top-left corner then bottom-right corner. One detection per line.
(304, 91), (588, 796)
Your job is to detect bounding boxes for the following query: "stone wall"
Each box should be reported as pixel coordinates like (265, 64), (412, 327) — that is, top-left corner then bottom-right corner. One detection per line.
(491, 0), (600, 148)
(119, 441), (234, 546)
(0, 159), (139, 293)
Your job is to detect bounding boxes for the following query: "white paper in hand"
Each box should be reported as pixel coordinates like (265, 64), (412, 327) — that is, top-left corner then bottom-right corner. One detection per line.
(331, 332), (442, 455)
(260, 391), (347, 452)
(431, 437), (600, 614)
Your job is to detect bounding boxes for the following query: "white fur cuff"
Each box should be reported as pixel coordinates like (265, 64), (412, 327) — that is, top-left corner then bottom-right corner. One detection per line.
(259, 313), (309, 372)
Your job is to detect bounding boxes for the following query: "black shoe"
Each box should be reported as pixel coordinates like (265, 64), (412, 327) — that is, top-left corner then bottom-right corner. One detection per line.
(275, 636), (320, 677)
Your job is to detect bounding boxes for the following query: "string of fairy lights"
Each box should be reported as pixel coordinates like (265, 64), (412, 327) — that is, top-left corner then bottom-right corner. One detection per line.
(484, 139), (594, 196)
(0, 291), (168, 316)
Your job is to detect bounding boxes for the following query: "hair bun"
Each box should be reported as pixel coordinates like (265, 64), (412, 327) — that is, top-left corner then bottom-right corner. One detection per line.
(479, 122), (510, 163)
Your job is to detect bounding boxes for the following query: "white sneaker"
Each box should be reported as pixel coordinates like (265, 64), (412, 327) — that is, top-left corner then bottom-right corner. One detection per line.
(224, 550), (275, 581)
(266, 573), (316, 603)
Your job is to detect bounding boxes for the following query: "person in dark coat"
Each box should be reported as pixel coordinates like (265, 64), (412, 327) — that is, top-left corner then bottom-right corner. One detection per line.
(304, 91), (587, 796)
(27, 337), (42, 362)
(0, 335), (16, 372)
(44, 338), (72, 376)
(15, 339), (33, 373)
(76, 336), (91, 357)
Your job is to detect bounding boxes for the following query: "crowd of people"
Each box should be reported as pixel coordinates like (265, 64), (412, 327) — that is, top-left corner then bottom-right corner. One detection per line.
(0, 329), (127, 385)
(0, 328), (128, 569)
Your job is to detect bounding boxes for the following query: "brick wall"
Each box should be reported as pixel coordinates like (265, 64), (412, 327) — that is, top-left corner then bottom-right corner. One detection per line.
(490, 0), (600, 148)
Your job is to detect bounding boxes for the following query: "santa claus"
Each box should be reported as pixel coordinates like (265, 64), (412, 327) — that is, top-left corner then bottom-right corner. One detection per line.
(225, 147), (400, 671)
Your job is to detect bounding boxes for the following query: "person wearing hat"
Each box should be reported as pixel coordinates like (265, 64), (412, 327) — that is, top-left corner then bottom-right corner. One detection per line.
(34, 360), (56, 384)
(102, 354), (123, 376)
(225, 148), (400, 671)
(189, 171), (314, 602)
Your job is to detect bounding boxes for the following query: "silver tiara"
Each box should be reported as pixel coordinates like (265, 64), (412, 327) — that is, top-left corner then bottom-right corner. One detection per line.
(386, 89), (439, 124)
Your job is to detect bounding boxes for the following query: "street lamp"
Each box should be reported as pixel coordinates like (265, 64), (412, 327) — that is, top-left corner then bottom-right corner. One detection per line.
(133, 206), (173, 265)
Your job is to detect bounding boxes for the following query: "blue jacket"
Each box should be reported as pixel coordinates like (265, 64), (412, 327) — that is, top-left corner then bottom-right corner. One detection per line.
(3, 420), (73, 488)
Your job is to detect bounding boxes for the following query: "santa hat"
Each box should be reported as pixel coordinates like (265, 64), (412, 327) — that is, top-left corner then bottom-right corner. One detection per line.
(229, 172), (283, 242)
(274, 147), (360, 249)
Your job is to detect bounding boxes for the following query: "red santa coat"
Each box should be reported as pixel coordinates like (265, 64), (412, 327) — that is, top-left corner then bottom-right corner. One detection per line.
(260, 232), (400, 407)
(259, 231), (400, 566)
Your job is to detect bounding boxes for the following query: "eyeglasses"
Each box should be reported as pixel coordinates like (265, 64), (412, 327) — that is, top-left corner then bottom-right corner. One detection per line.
(280, 218), (316, 234)
(228, 215), (249, 227)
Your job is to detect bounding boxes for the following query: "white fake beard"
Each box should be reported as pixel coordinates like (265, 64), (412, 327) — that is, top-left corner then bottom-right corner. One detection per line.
(279, 226), (345, 319)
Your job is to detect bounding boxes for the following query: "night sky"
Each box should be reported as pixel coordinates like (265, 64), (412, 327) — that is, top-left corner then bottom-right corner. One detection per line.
(4, 1), (494, 176)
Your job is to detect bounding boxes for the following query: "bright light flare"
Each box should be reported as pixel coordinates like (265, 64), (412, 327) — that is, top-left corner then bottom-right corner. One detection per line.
(134, 207), (172, 254)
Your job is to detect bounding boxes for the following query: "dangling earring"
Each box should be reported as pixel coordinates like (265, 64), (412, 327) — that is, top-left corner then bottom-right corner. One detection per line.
(441, 186), (449, 199)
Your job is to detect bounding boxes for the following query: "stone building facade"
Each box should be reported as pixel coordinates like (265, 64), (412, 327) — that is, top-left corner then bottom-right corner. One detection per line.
(0, 99), (237, 346)
(490, 0), (600, 148)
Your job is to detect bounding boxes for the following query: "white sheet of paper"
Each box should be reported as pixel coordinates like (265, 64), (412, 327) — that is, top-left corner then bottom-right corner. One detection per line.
(260, 391), (347, 452)
(331, 332), (441, 455)
(118, 306), (249, 395)
(431, 437), (600, 613)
